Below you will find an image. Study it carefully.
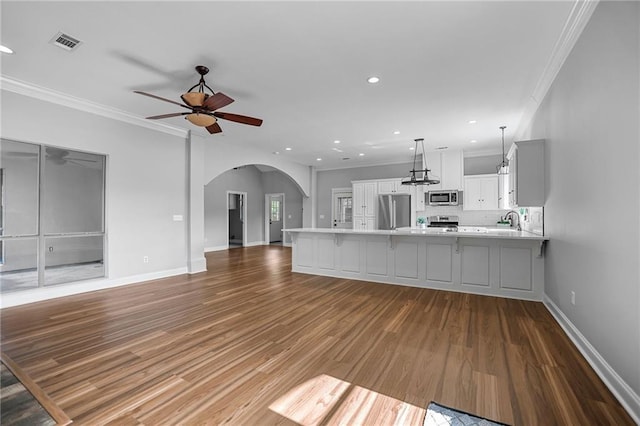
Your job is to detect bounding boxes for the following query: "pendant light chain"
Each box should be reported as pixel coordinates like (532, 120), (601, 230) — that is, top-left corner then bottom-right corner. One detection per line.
(497, 125), (508, 174)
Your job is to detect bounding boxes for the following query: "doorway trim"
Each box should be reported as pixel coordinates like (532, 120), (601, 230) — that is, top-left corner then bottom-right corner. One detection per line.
(226, 190), (247, 248)
(265, 192), (285, 245)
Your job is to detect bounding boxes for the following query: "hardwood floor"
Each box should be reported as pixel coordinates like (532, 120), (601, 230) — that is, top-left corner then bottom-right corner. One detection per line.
(0, 246), (633, 425)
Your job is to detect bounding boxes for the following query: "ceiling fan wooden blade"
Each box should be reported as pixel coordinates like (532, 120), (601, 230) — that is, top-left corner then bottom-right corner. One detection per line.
(145, 112), (190, 120)
(203, 92), (234, 111)
(213, 112), (263, 127)
(134, 91), (191, 109)
(206, 122), (223, 134)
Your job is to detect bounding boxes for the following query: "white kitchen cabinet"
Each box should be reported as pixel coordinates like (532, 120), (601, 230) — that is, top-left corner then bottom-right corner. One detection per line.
(377, 178), (412, 194)
(498, 173), (510, 210)
(352, 181), (378, 230)
(464, 174), (499, 210)
(423, 150), (463, 191)
(506, 139), (545, 207)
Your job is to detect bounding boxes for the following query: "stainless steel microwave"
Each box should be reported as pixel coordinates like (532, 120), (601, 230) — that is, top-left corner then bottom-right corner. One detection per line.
(428, 190), (459, 206)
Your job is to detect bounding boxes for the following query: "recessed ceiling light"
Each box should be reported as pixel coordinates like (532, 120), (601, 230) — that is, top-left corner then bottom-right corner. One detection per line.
(468, 120), (477, 124)
(393, 130), (400, 135)
(316, 158), (322, 161)
(0, 45), (14, 54)
(334, 140), (340, 144)
(359, 153), (365, 156)
(367, 76), (380, 84)
(470, 140), (477, 143)
(285, 147), (292, 151)
(273, 151), (280, 155)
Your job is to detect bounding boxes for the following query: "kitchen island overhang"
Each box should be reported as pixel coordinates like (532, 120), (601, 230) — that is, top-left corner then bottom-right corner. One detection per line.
(285, 228), (549, 301)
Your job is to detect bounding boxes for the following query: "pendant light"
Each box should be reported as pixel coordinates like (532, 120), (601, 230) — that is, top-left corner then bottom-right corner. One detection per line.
(401, 138), (440, 186)
(496, 126), (509, 175)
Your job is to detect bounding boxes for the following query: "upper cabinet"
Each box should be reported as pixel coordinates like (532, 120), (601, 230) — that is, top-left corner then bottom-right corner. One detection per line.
(377, 178), (411, 195)
(424, 150), (463, 191)
(464, 174), (499, 210)
(506, 139), (545, 207)
(352, 181), (378, 230)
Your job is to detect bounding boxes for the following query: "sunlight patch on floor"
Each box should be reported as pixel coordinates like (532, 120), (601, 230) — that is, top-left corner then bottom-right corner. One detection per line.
(269, 374), (425, 425)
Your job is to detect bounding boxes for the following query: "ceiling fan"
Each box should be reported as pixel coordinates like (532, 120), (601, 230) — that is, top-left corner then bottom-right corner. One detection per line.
(134, 65), (263, 134)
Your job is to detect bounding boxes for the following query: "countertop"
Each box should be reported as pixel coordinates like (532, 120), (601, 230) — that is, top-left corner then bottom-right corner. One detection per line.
(285, 226), (548, 241)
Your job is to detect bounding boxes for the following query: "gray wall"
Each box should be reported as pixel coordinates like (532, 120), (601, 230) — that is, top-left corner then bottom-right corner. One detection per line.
(1, 91), (188, 284)
(204, 166), (264, 249)
(524, 1), (639, 408)
(316, 162), (413, 228)
(464, 154), (503, 175)
(204, 165), (305, 248)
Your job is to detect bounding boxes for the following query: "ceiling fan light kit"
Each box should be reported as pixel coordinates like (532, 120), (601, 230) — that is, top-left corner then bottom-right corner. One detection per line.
(186, 113), (216, 127)
(134, 65), (262, 135)
(181, 92), (206, 107)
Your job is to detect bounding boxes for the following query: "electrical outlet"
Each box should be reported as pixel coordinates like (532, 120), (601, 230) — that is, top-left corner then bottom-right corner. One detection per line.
(571, 291), (576, 305)
(143, 256), (149, 263)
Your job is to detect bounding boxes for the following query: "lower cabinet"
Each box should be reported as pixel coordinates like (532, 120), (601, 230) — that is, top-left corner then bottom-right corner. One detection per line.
(290, 232), (545, 301)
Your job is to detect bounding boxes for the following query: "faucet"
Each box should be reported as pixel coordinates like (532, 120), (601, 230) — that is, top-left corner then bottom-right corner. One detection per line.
(503, 210), (521, 231)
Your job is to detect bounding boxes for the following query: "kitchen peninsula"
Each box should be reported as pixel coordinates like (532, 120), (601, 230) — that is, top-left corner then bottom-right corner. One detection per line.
(285, 227), (548, 301)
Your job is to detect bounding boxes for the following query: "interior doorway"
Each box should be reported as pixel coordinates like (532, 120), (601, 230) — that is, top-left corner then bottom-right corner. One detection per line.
(265, 193), (285, 245)
(227, 191), (247, 248)
(331, 188), (353, 229)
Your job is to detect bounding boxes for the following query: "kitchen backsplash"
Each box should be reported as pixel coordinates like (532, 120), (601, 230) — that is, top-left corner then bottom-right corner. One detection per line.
(416, 205), (544, 235)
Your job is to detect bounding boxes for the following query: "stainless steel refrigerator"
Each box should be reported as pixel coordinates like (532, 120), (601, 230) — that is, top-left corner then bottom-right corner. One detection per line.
(377, 193), (411, 230)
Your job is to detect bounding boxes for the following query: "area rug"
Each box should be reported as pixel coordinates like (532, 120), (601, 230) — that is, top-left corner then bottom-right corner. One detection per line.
(424, 401), (509, 426)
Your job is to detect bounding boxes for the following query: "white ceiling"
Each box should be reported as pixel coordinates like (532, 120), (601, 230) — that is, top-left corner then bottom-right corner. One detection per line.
(1, 1), (577, 169)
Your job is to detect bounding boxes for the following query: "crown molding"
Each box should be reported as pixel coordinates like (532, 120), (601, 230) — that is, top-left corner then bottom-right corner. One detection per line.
(515, 0), (599, 140)
(1, 76), (189, 139)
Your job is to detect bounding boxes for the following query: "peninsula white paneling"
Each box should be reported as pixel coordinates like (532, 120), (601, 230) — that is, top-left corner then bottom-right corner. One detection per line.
(394, 241), (419, 279)
(426, 243), (453, 283)
(365, 239), (388, 276)
(340, 238), (361, 273)
(317, 236), (336, 270)
(461, 245), (490, 287)
(296, 236), (314, 268)
(499, 247), (532, 291)
(289, 230), (544, 301)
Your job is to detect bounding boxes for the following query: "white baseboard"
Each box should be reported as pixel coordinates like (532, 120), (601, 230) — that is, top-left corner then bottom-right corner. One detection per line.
(205, 241), (266, 252)
(205, 245), (229, 252)
(0, 267), (188, 309)
(543, 294), (640, 424)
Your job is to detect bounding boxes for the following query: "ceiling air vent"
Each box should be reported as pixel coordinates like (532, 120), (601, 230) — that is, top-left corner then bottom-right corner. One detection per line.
(49, 32), (82, 51)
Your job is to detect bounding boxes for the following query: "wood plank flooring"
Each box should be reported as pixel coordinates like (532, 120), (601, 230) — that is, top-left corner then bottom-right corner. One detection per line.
(0, 246), (634, 425)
